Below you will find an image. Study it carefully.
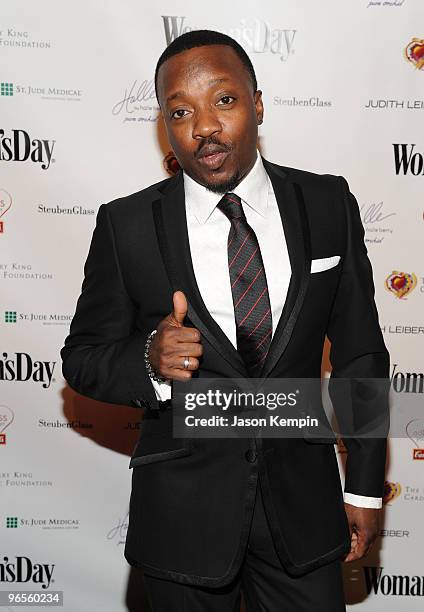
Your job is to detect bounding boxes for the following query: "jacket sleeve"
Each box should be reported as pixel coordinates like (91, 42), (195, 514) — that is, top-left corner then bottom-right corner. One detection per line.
(327, 177), (390, 498)
(61, 203), (159, 410)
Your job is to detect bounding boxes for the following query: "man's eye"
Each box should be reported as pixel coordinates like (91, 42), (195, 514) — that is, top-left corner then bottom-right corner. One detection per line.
(217, 96), (235, 105)
(171, 109), (189, 119)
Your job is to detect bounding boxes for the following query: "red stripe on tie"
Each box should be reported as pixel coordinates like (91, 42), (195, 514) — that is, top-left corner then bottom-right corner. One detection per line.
(225, 195), (242, 207)
(257, 347), (270, 364)
(238, 287), (268, 326)
(229, 232), (250, 268)
(234, 267), (263, 307)
(247, 308), (271, 338)
(231, 246), (259, 288)
(255, 329), (272, 351)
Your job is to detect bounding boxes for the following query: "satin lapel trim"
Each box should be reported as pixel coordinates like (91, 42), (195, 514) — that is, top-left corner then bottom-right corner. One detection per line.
(260, 161), (312, 378)
(153, 172), (248, 377)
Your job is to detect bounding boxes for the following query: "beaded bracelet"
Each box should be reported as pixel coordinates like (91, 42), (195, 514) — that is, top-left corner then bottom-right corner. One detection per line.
(144, 329), (166, 383)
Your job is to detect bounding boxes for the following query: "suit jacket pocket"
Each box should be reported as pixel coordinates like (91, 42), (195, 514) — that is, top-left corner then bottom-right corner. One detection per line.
(310, 255), (341, 273)
(129, 430), (192, 468)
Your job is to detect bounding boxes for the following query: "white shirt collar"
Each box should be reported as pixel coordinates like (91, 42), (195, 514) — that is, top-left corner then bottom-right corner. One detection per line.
(183, 150), (269, 225)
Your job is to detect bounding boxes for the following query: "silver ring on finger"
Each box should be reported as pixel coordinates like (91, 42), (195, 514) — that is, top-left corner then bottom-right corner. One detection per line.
(183, 356), (190, 370)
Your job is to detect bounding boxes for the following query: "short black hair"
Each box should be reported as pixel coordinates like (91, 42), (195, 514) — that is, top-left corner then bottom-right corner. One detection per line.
(154, 29), (257, 101)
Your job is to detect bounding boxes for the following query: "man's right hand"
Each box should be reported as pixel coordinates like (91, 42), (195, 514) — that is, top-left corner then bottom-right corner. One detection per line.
(148, 291), (203, 381)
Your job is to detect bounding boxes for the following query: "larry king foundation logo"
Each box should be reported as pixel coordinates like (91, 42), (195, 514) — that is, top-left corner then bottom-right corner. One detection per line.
(405, 38), (424, 70)
(0, 188), (12, 234)
(385, 270), (417, 299)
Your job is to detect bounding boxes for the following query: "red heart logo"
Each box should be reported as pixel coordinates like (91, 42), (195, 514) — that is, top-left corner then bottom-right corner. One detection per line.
(405, 38), (424, 70)
(392, 275), (406, 290)
(411, 42), (424, 61)
(0, 189), (12, 218)
(385, 270), (417, 299)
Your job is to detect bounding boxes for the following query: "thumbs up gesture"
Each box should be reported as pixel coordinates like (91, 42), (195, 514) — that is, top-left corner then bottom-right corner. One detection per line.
(148, 291), (203, 381)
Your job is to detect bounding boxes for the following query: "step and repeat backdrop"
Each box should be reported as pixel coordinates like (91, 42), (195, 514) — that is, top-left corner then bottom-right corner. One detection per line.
(1, 0), (423, 610)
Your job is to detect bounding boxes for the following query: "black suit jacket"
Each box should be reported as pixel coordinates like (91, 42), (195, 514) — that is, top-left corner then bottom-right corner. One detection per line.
(61, 159), (390, 586)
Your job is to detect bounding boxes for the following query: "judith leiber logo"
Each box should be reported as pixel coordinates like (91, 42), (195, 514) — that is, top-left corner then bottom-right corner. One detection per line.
(383, 481), (401, 504)
(405, 38), (424, 70)
(0, 188), (12, 234)
(385, 270), (417, 299)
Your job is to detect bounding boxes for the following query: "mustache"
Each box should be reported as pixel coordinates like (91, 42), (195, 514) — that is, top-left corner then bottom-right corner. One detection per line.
(194, 137), (233, 160)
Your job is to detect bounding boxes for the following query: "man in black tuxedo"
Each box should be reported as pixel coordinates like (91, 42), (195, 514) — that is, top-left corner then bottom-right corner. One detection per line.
(62, 30), (389, 611)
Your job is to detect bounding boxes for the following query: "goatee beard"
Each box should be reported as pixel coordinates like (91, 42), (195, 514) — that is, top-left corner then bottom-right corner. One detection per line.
(202, 170), (242, 195)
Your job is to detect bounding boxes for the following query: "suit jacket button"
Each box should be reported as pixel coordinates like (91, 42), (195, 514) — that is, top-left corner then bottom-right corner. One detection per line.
(245, 449), (257, 463)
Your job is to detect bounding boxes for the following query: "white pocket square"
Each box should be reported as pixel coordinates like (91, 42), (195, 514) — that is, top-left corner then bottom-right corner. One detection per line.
(310, 255), (340, 273)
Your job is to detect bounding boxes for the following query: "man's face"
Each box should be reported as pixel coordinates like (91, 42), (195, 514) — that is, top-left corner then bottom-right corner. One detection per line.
(156, 45), (263, 193)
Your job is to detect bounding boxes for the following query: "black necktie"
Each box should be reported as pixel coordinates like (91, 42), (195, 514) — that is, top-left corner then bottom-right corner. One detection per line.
(217, 193), (272, 376)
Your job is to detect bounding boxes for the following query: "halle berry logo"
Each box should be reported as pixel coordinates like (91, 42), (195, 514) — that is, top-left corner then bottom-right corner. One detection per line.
(0, 129), (55, 170)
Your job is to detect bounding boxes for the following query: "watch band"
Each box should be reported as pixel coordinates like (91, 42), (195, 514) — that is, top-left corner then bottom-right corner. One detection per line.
(144, 329), (166, 383)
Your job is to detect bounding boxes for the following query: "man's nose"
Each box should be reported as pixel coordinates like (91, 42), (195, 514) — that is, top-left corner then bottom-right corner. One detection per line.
(192, 108), (222, 140)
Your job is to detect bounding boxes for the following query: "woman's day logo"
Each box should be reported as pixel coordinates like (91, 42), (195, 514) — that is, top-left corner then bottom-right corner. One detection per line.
(385, 271), (417, 299)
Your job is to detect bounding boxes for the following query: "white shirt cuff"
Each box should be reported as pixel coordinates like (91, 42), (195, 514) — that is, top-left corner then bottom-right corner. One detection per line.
(344, 492), (382, 509)
(150, 378), (172, 401)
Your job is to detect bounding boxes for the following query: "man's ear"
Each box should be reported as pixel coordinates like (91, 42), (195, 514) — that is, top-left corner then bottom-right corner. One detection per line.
(254, 90), (264, 125)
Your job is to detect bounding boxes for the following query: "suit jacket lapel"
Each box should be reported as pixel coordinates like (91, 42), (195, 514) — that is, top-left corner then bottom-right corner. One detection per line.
(260, 160), (312, 378)
(153, 171), (249, 377)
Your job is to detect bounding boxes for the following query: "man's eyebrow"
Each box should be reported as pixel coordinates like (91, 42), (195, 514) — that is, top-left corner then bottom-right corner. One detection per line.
(166, 91), (185, 104)
(208, 77), (229, 86)
(166, 77), (230, 105)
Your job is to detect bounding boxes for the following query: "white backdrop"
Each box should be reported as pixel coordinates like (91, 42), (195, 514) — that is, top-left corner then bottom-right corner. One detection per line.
(1, 0), (423, 610)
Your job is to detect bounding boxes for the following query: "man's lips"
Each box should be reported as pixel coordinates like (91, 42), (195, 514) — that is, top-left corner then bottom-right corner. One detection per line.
(196, 146), (230, 171)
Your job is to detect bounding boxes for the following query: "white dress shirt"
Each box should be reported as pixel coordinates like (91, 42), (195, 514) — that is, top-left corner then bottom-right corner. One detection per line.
(150, 151), (382, 509)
